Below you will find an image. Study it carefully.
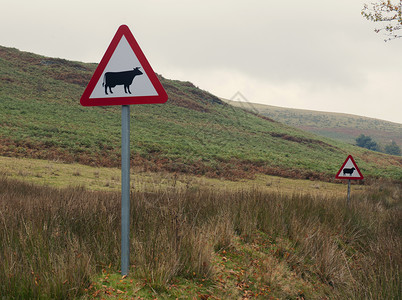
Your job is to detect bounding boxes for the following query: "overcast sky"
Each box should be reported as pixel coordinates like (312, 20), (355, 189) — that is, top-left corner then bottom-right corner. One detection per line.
(2, 0), (402, 123)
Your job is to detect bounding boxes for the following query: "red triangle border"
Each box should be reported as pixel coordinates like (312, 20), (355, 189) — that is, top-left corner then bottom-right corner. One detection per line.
(80, 25), (168, 106)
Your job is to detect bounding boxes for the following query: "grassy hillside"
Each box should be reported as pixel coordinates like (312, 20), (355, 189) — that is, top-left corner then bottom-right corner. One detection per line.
(1, 45), (401, 181)
(225, 100), (402, 149)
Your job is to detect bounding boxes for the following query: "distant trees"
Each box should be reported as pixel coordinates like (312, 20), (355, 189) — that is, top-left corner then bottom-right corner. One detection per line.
(356, 134), (380, 151)
(362, 0), (402, 41)
(355, 134), (401, 156)
(384, 140), (402, 155)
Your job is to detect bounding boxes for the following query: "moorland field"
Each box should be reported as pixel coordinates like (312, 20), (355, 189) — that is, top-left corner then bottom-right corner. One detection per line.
(0, 45), (401, 299)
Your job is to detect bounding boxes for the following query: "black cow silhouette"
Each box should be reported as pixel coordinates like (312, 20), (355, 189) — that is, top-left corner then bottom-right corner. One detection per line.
(343, 167), (355, 176)
(102, 67), (143, 95)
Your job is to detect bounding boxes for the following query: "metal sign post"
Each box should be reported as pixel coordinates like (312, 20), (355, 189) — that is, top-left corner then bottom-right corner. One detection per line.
(121, 105), (130, 276)
(347, 179), (351, 206)
(80, 25), (168, 277)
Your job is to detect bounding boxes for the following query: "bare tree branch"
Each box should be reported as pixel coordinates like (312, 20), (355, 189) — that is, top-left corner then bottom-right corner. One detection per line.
(362, 0), (402, 41)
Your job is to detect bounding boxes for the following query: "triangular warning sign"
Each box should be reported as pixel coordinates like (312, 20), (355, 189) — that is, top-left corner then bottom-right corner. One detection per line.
(335, 155), (364, 180)
(80, 25), (168, 106)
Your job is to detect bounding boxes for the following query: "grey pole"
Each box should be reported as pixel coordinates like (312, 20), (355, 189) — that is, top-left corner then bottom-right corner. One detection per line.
(347, 179), (351, 206)
(121, 105), (130, 276)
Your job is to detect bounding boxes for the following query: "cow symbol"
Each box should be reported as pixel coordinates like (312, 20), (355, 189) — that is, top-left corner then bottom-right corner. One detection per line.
(343, 167), (355, 176)
(102, 67), (143, 95)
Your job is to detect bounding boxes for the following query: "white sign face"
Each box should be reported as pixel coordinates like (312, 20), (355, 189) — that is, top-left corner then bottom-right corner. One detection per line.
(340, 159), (359, 177)
(335, 155), (364, 180)
(89, 36), (158, 99)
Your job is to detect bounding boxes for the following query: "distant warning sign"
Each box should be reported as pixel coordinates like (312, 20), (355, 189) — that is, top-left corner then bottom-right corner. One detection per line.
(80, 25), (168, 106)
(335, 155), (364, 180)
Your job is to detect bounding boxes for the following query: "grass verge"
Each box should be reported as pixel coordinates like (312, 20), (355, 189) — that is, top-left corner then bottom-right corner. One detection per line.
(0, 155), (365, 198)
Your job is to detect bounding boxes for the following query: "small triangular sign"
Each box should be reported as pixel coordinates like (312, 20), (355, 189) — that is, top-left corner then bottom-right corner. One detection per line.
(80, 25), (168, 106)
(335, 155), (364, 180)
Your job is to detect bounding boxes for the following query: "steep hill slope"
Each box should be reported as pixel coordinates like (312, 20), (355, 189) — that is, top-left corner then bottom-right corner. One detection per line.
(1, 45), (401, 181)
(225, 99), (402, 149)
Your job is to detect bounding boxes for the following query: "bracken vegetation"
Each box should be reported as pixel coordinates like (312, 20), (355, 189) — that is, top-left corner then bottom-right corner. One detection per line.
(0, 176), (400, 299)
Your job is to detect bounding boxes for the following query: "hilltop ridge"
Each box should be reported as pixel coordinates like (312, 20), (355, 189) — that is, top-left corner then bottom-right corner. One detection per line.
(224, 99), (402, 149)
